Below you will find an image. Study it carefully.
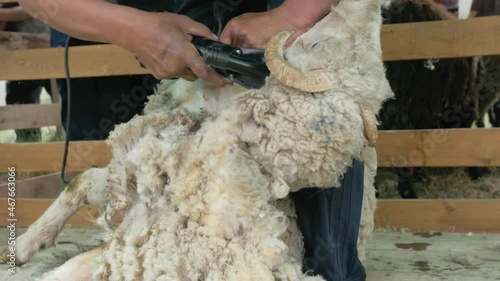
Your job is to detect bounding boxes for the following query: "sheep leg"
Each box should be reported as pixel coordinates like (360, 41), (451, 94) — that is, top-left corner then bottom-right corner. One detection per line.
(489, 101), (500, 128)
(0, 167), (108, 265)
(488, 102), (500, 127)
(38, 246), (105, 281)
(396, 167), (418, 199)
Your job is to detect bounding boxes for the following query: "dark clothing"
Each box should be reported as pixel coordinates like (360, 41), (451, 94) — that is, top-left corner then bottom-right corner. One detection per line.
(118, 0), (268, 32)
(57, 0), (269, 140)
(472, 0), (500, 16)
(50, 28), (68, 48)
(291, 160), (366, 281)
(59, 75), (157, 140)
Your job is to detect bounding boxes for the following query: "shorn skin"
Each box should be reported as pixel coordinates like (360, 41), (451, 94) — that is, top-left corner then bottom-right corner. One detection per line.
(1, 1), (393, 280)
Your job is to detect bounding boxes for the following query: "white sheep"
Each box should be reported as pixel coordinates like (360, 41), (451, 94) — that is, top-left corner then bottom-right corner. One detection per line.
(1, 1), (393, 280)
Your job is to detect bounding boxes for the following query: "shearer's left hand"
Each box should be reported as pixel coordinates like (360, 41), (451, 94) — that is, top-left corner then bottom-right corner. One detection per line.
(220, 0), (340, 48)
(219, 8), (302, 49)
(220, 0), (337, 49)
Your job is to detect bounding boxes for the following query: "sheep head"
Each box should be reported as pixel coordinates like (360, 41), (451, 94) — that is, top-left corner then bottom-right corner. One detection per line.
(238, 0), (393, 191)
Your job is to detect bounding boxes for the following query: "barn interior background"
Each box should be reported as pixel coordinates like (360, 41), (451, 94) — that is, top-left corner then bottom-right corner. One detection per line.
(0, 0), (499, 280)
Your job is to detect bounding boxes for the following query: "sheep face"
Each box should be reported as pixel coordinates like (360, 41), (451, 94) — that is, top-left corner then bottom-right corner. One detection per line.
(283, 0), (393, 109)
(237, 1), (393, 192)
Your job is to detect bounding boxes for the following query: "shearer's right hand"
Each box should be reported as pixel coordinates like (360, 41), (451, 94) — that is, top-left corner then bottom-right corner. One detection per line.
(124, 12), (230, 87)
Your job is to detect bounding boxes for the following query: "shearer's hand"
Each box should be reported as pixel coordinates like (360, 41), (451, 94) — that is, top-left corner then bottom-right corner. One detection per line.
(127, 12), (229, 86)
(219, 8), (304, 49)
(219, 0), (337, 49)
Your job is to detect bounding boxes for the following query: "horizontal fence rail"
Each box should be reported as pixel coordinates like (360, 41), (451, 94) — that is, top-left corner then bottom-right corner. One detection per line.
(374, 199), (500, 233)
(0, 199), (498, 233)
(377, 128), (500, 167)
(0, 172), (78, 199)
(0, 103), (61, 130)
(1, 128), (499, 172)
(381, 16), (500, 61)
(0, 16), (499, 81)
(0, 140), (111, 172)
(0, 44), (149, 81)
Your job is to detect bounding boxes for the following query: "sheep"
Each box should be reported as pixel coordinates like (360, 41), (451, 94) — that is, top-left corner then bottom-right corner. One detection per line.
(1, 1), (393, 280)
(378, 1), (500, 198)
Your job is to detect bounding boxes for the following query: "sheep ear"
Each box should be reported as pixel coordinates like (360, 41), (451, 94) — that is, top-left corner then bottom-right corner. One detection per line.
(265, 30), (339, 93)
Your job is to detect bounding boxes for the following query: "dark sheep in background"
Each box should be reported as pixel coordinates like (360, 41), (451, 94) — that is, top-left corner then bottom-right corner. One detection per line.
(378, 1), (500, 198)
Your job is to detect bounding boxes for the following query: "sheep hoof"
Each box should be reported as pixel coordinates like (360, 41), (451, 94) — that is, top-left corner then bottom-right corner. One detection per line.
(0, 249), (12, 265)
(0, 247), (26, 265)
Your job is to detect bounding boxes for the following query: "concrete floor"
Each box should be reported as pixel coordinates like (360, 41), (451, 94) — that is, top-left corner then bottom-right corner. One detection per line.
(0, 228), (499, 281)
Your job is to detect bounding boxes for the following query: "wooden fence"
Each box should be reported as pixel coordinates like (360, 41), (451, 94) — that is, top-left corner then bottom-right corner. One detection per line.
(1, 16), (500, 233)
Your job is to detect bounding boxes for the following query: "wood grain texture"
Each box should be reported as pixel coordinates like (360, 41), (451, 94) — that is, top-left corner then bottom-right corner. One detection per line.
(381, 16), (500, 61)
(0, 141), (111, 172)
(0, 31), (49, 51)
(0, 17), (498, 80)
(377, 128), (500, 167)
(1, 199), (498, 233)
(0, 44), (148, 81)
(0, 172), (78, 199)
(0, 103), (61, 130)
(375, 199), (500, 233)
(1, 129), (499, 172)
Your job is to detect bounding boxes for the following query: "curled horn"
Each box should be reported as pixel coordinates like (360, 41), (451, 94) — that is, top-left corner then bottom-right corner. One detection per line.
(265, 30), (338, 93)
(360, 102), (378, 147)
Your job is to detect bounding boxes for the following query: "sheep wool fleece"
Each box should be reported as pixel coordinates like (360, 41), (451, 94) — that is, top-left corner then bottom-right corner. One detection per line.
(91, 1), (393, 280)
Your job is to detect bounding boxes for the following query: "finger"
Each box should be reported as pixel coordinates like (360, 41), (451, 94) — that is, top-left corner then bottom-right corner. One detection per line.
(179, 17), (218, 40)
(180, 68), (198, 82)
(184, 45), (230, 87)
(153, 54), (189, 80)
(219, 25), (233, 46)
(135, 56), (163, 79)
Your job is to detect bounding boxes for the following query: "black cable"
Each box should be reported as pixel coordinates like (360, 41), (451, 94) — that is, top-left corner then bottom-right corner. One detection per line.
(61, 35), (72, 184)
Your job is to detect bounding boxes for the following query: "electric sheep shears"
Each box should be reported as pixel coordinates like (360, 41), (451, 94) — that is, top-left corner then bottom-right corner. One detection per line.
(138, 37), (270, 89)
(191, 36), (270, 89)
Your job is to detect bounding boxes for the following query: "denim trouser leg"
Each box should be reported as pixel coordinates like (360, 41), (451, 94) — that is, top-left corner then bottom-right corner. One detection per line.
(290, 159), (366, 281)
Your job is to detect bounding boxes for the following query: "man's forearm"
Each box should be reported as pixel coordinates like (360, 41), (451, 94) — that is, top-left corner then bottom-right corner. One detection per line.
(0, 6), (32, 22)
(279, 0), (340, 30)
(17, 0), (143, 47)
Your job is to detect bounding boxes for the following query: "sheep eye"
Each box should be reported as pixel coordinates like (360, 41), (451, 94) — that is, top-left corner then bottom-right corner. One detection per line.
(312, 42), (320, 48)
